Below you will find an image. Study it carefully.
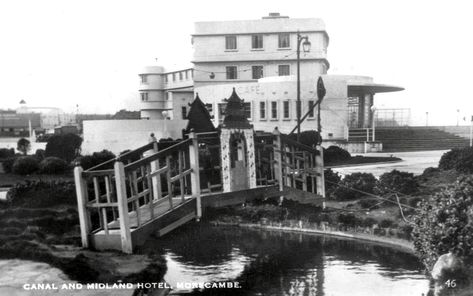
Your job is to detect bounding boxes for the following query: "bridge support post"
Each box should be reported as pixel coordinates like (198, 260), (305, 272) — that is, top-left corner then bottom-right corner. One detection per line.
(188, 132), (202, 220)
(273, 128), (284, 203)
(114, 161), (133, 254)
(150, 142), (161, 200)
(74, 166), (90, 248)
(315, 145), (326, 209)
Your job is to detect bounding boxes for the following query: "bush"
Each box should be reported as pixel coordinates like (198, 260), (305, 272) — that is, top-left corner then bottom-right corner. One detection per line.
(332, 172), (377, 200)
(78, 150), (116, 170)
(34, 149), (46, 161)
(6, 180), (76, 208)
(39, 157), (69, 174)
(0, 148), (15, 158)
(379, 219), (394, 228)
(324, 169), (342, 198)
(17, 138), (31, 155)
(337, 212), (359, 226)
(12, 156), (40, 175)
(412, 176), (473, 269)
(1, 157), (17, 173)
(324, 146), (351, 164)
(287, 130), (322, 147)
(358, 198), (381, 209)
(376, 169), (419, 195)
(439, 147), (473, 173)
(360, 217), (377, 227)
(422, 166), (440, 176)
(408, 196), (423, 207)
(45, 133), (83, 162)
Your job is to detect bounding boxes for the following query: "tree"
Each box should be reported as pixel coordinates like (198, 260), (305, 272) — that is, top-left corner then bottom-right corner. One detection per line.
(45, 133), (83, 162)
(412, 176), (473, 270)
(17, 138), (31, 155)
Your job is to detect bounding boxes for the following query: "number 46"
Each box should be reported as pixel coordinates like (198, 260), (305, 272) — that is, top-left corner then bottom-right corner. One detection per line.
(445, 279), (456, 288)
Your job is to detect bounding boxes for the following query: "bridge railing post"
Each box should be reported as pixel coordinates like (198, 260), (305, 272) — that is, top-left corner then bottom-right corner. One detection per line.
(315, 145), (326, 209)
(272, 128), (284, 203)
(149, 141), (160, 200)
(188, 132), (202, 219)
(114, 160), (133, 254)
(74, 165), (90, 248)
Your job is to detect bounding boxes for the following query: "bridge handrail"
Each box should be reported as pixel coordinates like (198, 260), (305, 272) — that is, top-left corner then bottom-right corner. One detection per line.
(124, 138), (192, 172)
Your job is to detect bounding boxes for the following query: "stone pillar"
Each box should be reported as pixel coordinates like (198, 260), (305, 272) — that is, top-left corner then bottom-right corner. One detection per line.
(220, 129), (231, 192)
(315, 145), (326, 209)
(244, 129), (257, 189)
(272, 128), (284, 203)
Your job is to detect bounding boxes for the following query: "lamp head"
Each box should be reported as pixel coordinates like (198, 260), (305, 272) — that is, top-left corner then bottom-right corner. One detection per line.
(302, 39), (311, 53)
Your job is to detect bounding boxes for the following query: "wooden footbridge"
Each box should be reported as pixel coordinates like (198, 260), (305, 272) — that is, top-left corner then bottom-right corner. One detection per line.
(74, 91), (326, 253)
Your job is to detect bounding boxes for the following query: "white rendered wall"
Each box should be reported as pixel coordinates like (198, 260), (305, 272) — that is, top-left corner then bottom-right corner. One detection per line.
(82, 119), (188, 155)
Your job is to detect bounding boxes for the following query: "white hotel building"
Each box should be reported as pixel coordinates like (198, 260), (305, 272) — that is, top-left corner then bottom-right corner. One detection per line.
(138, 13), (403, 147)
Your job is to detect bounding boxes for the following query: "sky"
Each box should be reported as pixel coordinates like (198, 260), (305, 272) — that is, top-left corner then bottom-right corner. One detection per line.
(1, 0), (472, 126)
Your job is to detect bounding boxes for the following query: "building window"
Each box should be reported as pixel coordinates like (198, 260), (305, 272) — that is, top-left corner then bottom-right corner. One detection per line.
(251, 35), (263, 49)
(259, 102), (266, 120)
(164, 75), (168, 83)
(278, 65), (290, 76)
(225, 36), (237, 50)
(252, 66), (263, 79)
(205, 103), (214, 119)
(172, 73), (176, 81)
(243, 102), (252, 119)
(278, 33), (290, 48)
(283, 100), (290, 119)
(271, 101), (278, 119)
(226, 66), (237, 79)
(179, 72), (183, 80)
(181, 106), (187, 119)
(308, 100), (315, 118)
(140, 92), (148, 101)
(140, 75), (147, 83)
(185, 70), (189, 79)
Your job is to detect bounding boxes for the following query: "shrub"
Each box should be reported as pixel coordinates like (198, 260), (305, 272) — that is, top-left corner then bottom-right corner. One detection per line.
(412, 176), (473, 269)
(360, 217), (377, 227)
(45, 133), (83, 162)
(376, 169), (419, 195)
(17, 138), (31, 155)
(438, 147), (473, 173)
(324, 146), (351, 164)
(379, 219), (394, 228)
(408, 196), (423, 207)
(332, 172), (377, 200)
(324, 169), (342, 198)
(0, 148), (15, 158)
(1, 157), (17, 173)
(422, 166), (440, 176)
(336, 212), (359, 226)
(6, 180), (76, 208)
(287, 130), (322, 147)
(358, 198), (381, 209)
(12, 156), (40, 175)
(78, 150), (116, 170)
(39, 157), (69, 174)
(34, 149), (46, 161)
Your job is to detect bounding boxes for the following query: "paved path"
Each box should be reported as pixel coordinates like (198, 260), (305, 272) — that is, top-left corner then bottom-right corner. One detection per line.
(332, 150), (447, 177)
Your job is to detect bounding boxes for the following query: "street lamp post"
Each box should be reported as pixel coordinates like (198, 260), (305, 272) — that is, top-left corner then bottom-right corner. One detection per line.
(296, 32), (311, 142)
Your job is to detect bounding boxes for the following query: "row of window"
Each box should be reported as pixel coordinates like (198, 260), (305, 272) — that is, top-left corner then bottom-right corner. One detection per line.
(140, 70), (194, 84)
(226, 64), (290, 80)
(204, 100), (316, 122)
(225, 33), (291, 50)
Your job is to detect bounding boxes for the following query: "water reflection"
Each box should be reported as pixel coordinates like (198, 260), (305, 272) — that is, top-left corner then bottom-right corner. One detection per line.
(140, 223), (429, 295)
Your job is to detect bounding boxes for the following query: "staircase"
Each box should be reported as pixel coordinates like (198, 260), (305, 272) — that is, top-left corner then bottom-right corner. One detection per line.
(370, 127), (470, 152)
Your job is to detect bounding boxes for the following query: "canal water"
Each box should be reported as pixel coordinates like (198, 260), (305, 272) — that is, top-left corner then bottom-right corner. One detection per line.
(139, 223), (431, 296)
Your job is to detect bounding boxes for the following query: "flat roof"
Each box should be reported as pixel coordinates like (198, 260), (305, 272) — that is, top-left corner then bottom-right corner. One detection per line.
(348, 83), (404, 96)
